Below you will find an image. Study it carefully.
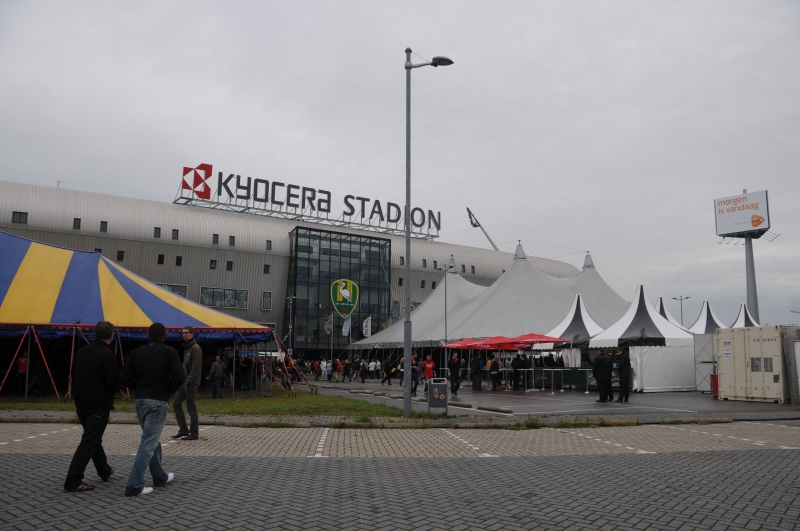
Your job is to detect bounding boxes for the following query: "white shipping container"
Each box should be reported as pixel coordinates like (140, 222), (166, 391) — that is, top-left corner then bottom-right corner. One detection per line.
(716, 326), (789, 403)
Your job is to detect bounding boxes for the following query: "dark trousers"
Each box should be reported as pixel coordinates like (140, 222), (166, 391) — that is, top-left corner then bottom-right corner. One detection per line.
(512, 370), (520, 390)
(64, 406), (112, 489)
(212, 376), (224, 399)
(173, 383), (199, 437)
(450, 376), (460, 395)
(472, 372), (481, 390)
(618, 373), (630, 401)
(381, 373), (391, 385)
(598, 379), (613, 402)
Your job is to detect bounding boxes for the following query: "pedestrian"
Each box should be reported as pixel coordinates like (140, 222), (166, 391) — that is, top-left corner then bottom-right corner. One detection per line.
(511, 353), (522, 390)
(326, 359), (333, 382)
(381, 359), (393, 385)
(522, 354), (532, 390)
(63, 321), (118, 493)
(16, 354), (28, 396)
(616, 350), (631, 403)
(368, 359), (376, 379)
(375, 359), (382, 380)
(398, 357), (405, 386)
(411, 353), (421, 396)
(119, 322), (185, 496)
(172, 326), (202, 441)
(592, 350), (613, 403)
(489, 356), (500, 390)
(314, 360), (321, 381)
(208, 355), (225, 399)
(447, 353), (461, 398)
(422, 354), (435, 396)
(470, 354), (482, 390)
(360, 359), (367, 383)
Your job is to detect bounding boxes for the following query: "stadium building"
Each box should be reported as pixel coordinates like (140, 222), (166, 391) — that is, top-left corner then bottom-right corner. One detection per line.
(0, 178), (583, 358)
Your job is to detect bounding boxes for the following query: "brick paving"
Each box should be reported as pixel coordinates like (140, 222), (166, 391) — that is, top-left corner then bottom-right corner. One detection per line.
(2, 421), (800, 530)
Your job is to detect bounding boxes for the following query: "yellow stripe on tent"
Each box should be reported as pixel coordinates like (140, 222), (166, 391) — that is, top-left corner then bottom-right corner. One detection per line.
(0, 243), (73, 323)
(103, 259), (264, 329)
(97, 260), (152, 327)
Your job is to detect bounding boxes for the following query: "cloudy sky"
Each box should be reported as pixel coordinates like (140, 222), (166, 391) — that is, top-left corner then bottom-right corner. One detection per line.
(1, 0), (798, 326)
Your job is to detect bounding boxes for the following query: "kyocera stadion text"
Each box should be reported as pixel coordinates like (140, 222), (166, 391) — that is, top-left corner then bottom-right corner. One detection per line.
(217, 173), (441, 230)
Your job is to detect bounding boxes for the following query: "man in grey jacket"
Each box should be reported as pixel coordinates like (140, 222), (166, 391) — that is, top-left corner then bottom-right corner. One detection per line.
(172, 326), (203, 441)
(207, 355), (225, 399)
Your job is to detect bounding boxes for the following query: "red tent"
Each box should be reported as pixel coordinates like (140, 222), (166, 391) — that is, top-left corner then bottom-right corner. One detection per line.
(441, 338), (482, 349)
(509, 333), (568, 345)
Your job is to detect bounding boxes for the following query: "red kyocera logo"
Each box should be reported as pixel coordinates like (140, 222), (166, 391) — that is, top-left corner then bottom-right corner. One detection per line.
(182, 164), (213, 199)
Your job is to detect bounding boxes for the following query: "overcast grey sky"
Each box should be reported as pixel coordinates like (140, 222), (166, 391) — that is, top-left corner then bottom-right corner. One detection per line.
(1, 0), (798, 327)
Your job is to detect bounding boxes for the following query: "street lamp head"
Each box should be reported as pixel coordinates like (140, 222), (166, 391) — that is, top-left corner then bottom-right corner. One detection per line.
(430, 56), (454, 67)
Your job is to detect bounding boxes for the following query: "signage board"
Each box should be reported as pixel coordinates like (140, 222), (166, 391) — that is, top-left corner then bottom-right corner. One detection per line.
(177, 163), (441, 239)
(331, 279), (359, 319)
(714, 190), (770, 237)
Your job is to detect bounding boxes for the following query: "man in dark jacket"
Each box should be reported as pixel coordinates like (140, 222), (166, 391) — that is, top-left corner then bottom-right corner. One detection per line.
(511, 353), (523, 390)
(120, 323), (185, 496)
(592, 351), (614, 403)
(615, 350), (631, 403)
(470, 354), (482, 390)
(447, 353), (461, 398)
(172, 326), (203, 441)
(63, 321), (118, 492)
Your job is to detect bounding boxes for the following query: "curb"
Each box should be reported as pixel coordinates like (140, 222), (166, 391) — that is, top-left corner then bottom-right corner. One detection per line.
(476, 405), (513, 414)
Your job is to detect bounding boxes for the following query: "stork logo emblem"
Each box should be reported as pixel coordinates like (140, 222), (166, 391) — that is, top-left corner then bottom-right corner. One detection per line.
(331, 279), (359, 319)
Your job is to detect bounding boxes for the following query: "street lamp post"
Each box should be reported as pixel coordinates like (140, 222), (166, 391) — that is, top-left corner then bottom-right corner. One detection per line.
(403, 48), (453, 417)
(672, 296), (690, 326)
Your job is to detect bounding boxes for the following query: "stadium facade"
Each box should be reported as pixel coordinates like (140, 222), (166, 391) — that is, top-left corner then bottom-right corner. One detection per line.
(0, 180), (579, 357)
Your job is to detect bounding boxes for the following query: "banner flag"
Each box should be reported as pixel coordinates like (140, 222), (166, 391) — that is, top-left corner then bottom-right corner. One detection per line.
(323, 313), (333, 335)
(342, 316), (351, 337)
(362, 316), (372, 338)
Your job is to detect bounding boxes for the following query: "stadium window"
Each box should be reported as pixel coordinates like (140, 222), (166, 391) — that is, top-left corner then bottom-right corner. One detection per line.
(432, 281), (437, 290)
(175, 256), (183, 266)
(266, 239), (272, 250)
(471, 265), (475, 274)
(210, 260), (217, 270)
(157, 254), (164, 265)
(421, 280), (426, 289)
(433, 260), (438, 269)
(116, 250), (124, 261)
(200, 287), (248, 309)
(398, 277), (403, 287)
(100, 221), (108, 232)
(226, 260), (233, 271)
(157, 283), (188, 298)
(422, 259), (427, 268)
(212, 233), (219, 245)
(229, 235), (235, 246)
(154, 227), (161, 238)
(461, 264), (465, 273)
(73, 218), (81, 230)
(11, 211), (28, 224)
(400, 256), (404, 265)
(263, 264), (271, 274)
(262, 292), (272, 310)
(94, 248), (102, 253)
(172, 229), (179, 240)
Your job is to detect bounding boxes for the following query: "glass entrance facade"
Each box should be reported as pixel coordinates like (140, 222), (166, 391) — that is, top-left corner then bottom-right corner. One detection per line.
(284, 228), (391, 357)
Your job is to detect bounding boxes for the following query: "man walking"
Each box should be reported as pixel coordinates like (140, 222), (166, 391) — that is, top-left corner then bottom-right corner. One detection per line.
(172, 326), (202, 441)
(119, 323), (184, 496)
(422, 354), (435, 396)
(447, 353), (461, 399)
(63, 321), (118, 492)
(592, 350), (613, 403)
(208, 355), (225, 399)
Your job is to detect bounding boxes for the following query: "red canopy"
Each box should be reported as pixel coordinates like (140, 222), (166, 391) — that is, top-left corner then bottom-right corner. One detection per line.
(443, 333), (569, 351)
(510, 333), (569, 345)
(441, 338), (482, 349)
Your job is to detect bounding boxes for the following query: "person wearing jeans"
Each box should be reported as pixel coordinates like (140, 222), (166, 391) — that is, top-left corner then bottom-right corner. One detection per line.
(208, 356), (225, 399)
(119, 323), (185, 496)
(172, 327), (202, 441)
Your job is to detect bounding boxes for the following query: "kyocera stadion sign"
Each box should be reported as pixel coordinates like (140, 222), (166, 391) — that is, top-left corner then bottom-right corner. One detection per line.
(176, 163), (442, 239)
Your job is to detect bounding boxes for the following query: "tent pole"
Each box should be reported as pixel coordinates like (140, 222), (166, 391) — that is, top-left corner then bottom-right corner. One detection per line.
(31, 326), (60, 399)
(66, 327), (76, 398)
(116, 328), (130, 400)
(0, 326), (30, 394)
(25, 324), (32, 399)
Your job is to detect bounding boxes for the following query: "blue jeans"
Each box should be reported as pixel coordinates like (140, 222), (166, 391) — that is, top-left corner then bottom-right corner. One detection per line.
(125, 399), (169, 496)
(212, 376), (224, 398)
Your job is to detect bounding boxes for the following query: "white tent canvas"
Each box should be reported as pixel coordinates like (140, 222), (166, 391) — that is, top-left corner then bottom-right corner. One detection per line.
(654, 296), (690, 331)
(534, 293), (606, 350)
(688, 300), (727, 335)
(730, 303), (759, 328)
(590, 285), (695, 392)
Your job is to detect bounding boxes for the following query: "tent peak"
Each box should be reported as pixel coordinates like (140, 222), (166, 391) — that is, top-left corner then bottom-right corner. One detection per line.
(514, 243), (526, 260)
(583, 253), (595, 269)
(447, 255), (456, 274)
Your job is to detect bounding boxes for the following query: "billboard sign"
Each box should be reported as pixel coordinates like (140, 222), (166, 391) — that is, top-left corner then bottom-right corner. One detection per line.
(714, 190), (770, 237)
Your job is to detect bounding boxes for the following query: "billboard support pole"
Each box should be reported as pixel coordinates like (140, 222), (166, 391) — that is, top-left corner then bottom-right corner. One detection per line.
(744, 234), (760, 323)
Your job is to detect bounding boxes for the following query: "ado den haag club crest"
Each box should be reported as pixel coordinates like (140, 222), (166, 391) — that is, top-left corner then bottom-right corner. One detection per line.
(331, 279), (359, 319)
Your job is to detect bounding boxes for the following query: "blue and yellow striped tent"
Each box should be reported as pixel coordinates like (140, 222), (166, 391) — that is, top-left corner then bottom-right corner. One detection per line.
(0, 231), (272, 342)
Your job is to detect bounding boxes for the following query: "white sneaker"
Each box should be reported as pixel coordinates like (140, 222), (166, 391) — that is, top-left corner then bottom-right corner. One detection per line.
(139, 487), (153, 496)
(165, 472), (174, 484)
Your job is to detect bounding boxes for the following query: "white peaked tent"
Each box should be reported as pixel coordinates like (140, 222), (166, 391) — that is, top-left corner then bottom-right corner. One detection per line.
(688, 300), (727, 335)
(354, 257), (487, 347)
(534, 293), (607, 367)
(730, 303), (759, 328)
(654, 296), (690, 331)
(561, 254), (629, 329)
(590, 285), (695, 392)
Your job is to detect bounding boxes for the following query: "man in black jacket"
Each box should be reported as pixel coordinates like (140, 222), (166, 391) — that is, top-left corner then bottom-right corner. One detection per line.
(120, 323), (185, 496)
(63, 321), (118, 492)
(615, 350), (632, 403)
(172, 326), (202, 441)
(592, 351), (614, 403)
(511, 353), (522, 390)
